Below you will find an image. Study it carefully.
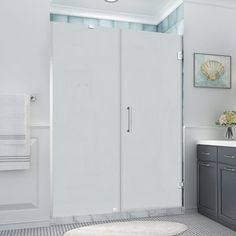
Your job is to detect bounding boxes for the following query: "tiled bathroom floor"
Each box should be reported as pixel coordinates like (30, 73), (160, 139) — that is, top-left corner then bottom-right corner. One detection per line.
(0, 213), (236, 236)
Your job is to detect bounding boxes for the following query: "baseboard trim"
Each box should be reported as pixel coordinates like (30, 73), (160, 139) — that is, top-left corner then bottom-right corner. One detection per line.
(0, 220), (51, 231)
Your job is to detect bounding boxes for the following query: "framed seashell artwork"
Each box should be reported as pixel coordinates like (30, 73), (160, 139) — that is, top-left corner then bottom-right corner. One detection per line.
(194, 53), (231, 88)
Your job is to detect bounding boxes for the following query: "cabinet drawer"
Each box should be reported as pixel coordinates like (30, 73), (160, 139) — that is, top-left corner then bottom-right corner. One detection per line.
(218, 147), (236, 166)
(197, 145), (217, 162)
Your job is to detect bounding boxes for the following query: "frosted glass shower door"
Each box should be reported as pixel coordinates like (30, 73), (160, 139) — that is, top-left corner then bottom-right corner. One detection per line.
(52, 22), (120, 217)
(121, 30), (182, 210)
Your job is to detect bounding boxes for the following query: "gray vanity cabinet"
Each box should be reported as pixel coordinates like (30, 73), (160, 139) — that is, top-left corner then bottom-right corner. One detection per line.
(197, 144), (236, 230)
(218, 164), (236, 227)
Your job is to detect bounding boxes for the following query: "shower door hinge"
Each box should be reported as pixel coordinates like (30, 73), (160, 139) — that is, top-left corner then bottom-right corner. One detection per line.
(177, 51), (183, 61)
(178, 181), (184, 189)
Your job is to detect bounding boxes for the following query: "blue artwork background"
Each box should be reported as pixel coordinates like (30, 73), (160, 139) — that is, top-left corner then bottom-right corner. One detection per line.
(194, 54), (231, 88)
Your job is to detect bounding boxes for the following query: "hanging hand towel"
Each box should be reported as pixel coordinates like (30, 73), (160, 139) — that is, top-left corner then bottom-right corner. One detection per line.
(0, 94), (30, 170)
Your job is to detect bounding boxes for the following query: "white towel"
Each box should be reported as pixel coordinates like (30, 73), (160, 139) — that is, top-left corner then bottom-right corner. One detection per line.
(0, 94), (30, 157)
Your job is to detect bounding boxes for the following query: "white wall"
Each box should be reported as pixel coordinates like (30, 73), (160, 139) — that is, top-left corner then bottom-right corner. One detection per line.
(183, 0), (236, 209)
(0, 0), (50, 226)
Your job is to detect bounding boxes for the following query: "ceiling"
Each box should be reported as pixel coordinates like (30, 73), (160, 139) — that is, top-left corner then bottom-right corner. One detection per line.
(51, 0), (183, 25)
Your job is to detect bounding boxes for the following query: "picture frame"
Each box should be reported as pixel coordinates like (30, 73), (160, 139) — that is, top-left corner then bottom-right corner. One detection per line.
(194, 53), (231, 89)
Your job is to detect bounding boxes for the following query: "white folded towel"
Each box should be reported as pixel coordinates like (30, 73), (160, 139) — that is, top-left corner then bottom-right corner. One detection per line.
(0, 94), (30, 157)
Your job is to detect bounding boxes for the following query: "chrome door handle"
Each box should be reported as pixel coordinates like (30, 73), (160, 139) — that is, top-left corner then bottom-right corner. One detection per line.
(201, 152), (210, 156)
(224, 167), (235, 172)
(224, 155), (236, 159)
(200, 163), (212, 167)
(127, 106), (132, 133)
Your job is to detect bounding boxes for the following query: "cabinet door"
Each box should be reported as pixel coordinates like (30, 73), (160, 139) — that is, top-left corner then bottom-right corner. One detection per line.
(218, 164), (236, 226)
(121, 30), (182, 210)
(198, 161), (217, 217)
(52, 23), (120, 217)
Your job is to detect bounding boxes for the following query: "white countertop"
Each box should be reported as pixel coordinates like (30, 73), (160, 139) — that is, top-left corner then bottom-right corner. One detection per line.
(197, 140), (236, 147)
